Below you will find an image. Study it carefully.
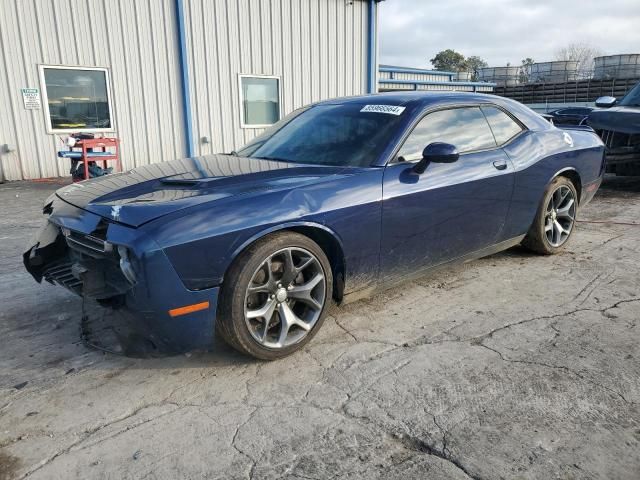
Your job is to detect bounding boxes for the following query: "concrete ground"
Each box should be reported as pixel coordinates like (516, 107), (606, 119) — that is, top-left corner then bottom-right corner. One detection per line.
(0, 176), (639, 480)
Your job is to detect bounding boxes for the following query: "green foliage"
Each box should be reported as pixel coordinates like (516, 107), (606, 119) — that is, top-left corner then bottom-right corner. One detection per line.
(465, 56), (489, 81)
(430, 49), (468, 72)
(429, 50), (489, 81)
(519, 58), (535, 82)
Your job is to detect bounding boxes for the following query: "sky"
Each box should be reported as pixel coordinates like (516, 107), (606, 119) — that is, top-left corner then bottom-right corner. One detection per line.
(378, 0), (640, 69)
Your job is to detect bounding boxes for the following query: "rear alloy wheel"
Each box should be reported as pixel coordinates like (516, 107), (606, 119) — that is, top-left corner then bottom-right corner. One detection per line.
(523, 176), (578, 254)
(217, 232), (332, 360)
(544, 184), (576, 247)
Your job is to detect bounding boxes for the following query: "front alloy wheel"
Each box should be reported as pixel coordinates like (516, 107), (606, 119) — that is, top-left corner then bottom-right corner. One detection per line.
(244, 247), (326, 348)
(217, 232), (333, 360)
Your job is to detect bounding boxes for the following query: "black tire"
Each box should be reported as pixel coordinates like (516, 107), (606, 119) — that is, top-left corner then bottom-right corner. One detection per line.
(217, 231), (333, 360)
(522, 176), (578, 255)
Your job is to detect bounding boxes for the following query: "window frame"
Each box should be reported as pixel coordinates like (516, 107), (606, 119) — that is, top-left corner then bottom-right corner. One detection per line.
(238, 74), (282, 129)
(480, 105), (527, 147)
(389, 103), (527, 165)
(39, 64), (116, 134)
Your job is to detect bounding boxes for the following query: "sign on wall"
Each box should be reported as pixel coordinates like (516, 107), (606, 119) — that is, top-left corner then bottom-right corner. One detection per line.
(21, 88), (41, 109)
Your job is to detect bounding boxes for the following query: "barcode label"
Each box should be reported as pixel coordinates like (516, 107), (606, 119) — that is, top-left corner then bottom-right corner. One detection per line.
(360, 104), (406, 115)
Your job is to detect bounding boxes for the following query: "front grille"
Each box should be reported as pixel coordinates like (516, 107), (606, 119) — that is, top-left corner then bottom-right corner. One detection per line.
(64, 225), (114, 259)
(42, 260), (83, 295)
(596, 129), (640, 150)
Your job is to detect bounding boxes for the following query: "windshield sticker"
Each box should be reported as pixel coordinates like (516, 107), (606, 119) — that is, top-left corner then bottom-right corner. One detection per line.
(360, 104), (406, 115)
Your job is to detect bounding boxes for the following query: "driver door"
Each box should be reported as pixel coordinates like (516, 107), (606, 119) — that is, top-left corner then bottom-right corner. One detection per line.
(380, 106), (516, 284)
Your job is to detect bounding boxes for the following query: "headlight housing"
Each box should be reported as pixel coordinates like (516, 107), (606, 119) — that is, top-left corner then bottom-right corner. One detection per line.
(117, 245), (137, 284)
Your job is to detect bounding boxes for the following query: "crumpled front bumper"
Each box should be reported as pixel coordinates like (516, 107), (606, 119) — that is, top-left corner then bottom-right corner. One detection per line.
(593, 128), (640, 167)
(23, 197), (219, 355)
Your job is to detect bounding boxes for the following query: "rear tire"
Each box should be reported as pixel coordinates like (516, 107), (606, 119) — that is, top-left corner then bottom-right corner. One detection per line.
(217, 232), (333, 360)
(522, 176), (578, 255)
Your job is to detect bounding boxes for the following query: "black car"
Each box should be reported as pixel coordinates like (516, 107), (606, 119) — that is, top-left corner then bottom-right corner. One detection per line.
(546, 107), (593, 126)
(588, 81), (640, 176)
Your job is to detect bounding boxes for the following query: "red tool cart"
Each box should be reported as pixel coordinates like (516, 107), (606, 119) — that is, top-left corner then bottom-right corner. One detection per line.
(57, 135), (121, 182)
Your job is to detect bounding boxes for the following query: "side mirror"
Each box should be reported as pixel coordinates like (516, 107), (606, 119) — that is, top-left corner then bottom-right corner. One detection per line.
(595, 96), (617, 108)
(413, 142), (459, 174)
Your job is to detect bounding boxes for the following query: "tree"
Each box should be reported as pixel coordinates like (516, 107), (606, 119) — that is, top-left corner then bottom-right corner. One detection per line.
(519, 58), (535, 83)
(555, 42), (603, 79)
(430, 49), (467, 72)
(465, 56), (488, 81)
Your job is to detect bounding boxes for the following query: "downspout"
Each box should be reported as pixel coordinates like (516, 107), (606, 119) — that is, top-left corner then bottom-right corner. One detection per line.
(366, 0), (379, 94)
(175, 0), (194, 158)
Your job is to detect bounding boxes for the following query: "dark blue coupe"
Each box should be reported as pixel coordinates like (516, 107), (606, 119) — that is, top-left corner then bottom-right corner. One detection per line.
(25, 92), (605, 359)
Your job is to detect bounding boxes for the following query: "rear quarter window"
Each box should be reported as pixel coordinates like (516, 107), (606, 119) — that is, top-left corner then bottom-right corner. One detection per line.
(481, 106), (524, 146)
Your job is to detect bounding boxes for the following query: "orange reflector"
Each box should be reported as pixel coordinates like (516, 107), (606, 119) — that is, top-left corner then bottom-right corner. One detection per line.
(169, 301), (210, 317)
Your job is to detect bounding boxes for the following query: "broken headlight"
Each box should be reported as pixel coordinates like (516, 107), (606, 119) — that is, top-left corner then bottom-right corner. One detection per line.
(117, 245), (137, 285)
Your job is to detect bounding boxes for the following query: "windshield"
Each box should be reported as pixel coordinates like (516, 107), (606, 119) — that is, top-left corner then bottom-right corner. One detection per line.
(236, 104), (406, 167)
(620, 81), (640, 107)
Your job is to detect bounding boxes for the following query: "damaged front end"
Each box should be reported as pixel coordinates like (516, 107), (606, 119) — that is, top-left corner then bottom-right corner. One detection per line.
(24, 220), (133, 300)
(589, 103), (640, 176)
(24, 196), (218, 356)
(593, 129), (640, 174)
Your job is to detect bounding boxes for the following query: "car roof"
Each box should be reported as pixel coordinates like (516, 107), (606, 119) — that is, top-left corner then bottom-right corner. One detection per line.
(317, 90), (499, 107)
(316, 91), (552, 131)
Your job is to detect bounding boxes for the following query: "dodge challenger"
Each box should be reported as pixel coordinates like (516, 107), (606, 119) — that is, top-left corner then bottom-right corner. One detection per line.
(588, 80), (640, 176)
(24, 92), (605, 360)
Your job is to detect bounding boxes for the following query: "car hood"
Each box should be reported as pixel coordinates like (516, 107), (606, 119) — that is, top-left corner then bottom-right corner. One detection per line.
(588, 106), (640, 134)
(55, 154), (352, 227)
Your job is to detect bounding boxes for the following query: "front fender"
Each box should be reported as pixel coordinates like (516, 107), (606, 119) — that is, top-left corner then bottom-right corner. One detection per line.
(229, 221), (345, 265)
(143, 169), (384, 292)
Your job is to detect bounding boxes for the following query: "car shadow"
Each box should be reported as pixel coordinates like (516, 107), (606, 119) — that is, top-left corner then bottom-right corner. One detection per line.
(1, 292), (257, 389)
(599, 174), (640, 194)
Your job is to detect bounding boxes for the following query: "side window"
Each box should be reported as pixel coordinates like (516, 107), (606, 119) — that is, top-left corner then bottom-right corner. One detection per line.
(397, 107), (496, 162)
(481, 106), (524, 146)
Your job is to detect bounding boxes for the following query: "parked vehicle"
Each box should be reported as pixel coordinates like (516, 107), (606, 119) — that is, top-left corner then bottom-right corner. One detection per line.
(588, 81), (640, 176)
(546, 107), (593, 126)
(24, 92), (605, 360)
(539, 113), (555, 124)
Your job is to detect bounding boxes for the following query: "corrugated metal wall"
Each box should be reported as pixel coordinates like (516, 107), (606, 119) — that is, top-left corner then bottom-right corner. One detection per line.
(378, 82), (495, 92)
(0, 0), (370, 181)
(0, 0), (186, 181)
(380, 71), (455, 82)
(184, 0), (369, 156)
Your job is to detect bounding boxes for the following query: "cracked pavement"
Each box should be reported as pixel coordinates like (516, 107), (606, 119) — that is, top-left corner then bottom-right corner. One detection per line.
(1, 176), (639, 479)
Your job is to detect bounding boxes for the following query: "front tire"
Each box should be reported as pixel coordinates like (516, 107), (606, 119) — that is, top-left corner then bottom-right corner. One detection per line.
(217, 232), (333, 360)
(523, 176), (578, 255)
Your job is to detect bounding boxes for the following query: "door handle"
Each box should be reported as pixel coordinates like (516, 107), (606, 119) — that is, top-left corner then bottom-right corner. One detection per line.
(493, 160), (508, 171)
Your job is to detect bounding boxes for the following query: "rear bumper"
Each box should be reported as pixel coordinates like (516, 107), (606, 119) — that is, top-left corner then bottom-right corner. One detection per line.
(24, 199), (219, 355)
(580, 176), (603, 207)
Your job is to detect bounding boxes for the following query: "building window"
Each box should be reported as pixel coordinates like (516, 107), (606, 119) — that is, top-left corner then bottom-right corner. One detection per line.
(39, 65), (114, 133)
(239, 75), (280, 128)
